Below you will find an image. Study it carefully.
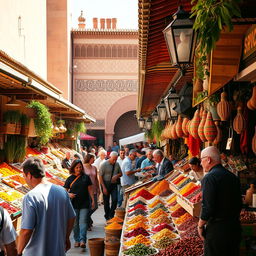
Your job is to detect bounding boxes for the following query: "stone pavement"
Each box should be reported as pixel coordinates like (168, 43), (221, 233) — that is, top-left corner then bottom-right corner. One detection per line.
(67, 205), (106, 256)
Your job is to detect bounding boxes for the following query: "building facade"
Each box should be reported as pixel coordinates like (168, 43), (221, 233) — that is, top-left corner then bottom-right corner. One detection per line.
(72, 16), (140, 147)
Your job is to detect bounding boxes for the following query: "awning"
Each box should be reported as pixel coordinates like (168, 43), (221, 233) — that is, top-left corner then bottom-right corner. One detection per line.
(79, 133), (97, 141)
(0, 50), (95, 123)
(119, 132), (145, 146)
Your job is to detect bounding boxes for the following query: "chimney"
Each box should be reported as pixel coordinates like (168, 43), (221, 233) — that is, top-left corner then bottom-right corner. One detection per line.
(112, 18), (117, 29)
(78, 10), (86, 29)
(93, 17), (98, 29)
(100, 18), (105, 29)
(106, 18), (111, 29)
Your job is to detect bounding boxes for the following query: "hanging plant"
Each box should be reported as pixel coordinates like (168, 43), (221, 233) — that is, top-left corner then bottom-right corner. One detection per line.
(27, 101), (53, 145)
(75, 122), (86, 134)
(151, 120), (164, 144)
(145, 129), (154, 143)
(191, 0), (241, 80)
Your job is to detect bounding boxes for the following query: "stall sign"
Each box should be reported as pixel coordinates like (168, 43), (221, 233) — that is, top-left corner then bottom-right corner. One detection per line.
(243, 24), (256, 60)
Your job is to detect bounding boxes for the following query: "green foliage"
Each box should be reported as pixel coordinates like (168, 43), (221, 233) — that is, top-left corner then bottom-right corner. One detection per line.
(20, 114), (30, 126)
(145, 129), (154, 142)
(3, 111), (21, 123)
(194, 90), (208, 104)
(27, 101), (53, 145)
(191, 0), (241, 79)
(56, 119), (65, 126)
(151, 120), (164, 144)
(66, 128), (75, 137)
(207, 93), (220, 106)
(75, 122), (86, 134)
(4, 135), (26, 163)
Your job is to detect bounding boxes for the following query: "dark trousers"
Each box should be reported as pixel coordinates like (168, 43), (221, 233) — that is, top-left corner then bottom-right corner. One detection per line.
(103, 184), (118, 220)
(88, 194), (98, 226)
(204, 220), (241, 256)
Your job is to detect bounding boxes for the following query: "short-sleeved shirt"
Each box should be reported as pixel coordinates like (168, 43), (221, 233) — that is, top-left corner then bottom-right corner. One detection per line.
(121, 157), (136, 186)
(141, 158), (154, 171)
(99, 160), (121, 183)
(0, 208), (17, 250)
(21, 183), (76, 256)
(64, 174), (92, 209)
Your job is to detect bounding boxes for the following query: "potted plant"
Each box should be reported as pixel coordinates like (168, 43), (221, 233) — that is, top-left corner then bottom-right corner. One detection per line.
(75, 122), (86, 136)
(2, 111), (21, 135)
(20, 114), (30, 136)
(27, 101), (53, 145)
(205, 93), (220, 121)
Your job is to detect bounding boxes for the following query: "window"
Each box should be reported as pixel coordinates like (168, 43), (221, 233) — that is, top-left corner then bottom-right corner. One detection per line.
(112, 45), (117, 57)
(87, 45), (93, 57)
(118, 46), (122, 57)
(94, 45), (99, 57)
(75, 45), (81, 57)
(133, 46), (138, 58)
(81, 45), (86, 57)
(100, 45), (105, 57)
(106, 46), (111, 57)
(128, 46), (133, 57)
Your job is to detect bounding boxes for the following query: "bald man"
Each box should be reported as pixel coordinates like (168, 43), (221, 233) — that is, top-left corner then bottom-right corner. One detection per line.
(198, 146), (242, 256)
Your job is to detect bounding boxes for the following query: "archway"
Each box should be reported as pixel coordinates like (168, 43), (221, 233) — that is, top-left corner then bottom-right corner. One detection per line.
(105, 94), (137, 147)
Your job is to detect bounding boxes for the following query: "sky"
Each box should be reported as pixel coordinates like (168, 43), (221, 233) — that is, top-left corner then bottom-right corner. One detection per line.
(70, 0), (138, 29)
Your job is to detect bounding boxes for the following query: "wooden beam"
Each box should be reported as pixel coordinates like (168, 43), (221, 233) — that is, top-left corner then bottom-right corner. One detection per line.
(49, 107), (70, 112)
(15, 95), (47, 100)
(0, 89), (35, 94)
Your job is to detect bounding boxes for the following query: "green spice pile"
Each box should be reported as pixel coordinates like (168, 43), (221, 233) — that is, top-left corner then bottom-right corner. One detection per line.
(153, 237), (175, 249)
(123, 243), (157, 256)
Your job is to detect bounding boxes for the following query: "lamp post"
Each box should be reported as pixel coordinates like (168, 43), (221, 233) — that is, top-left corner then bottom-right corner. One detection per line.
(138, 117), (145, 129)
(163, 6), (196, 71)
(157, 100), (167, 121)
(164, 87), (180, 120)
(145, 117), (153, 130)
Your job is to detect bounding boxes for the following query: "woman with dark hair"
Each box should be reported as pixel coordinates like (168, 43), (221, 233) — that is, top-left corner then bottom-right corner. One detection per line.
(188, 157), (204, 181)
(84, 153), (99, 231)
(64, 160), (95, 250)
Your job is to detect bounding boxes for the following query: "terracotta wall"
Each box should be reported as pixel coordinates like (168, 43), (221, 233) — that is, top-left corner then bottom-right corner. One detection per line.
(47, 0), (70, 100)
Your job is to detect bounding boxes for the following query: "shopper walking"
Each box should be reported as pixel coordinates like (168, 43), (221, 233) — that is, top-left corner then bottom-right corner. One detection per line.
(84, 153), (99, 231)
(121, 149), (142, 206)
(153, 149), (173, 178)
(62, 151), (72, 170)
(117, 148), (126, 207)
(198, 146), (242, 256)
(64, 160), (95, 250)
(18, 157), (76, 256)
(0, 206), (17, 256)
(99, 151), (122, 220)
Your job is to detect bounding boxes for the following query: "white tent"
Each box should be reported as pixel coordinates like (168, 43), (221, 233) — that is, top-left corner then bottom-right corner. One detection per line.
(119, 132), (145, 146)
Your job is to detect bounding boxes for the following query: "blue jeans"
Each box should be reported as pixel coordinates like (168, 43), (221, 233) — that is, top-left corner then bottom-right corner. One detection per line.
(73, 208), (89, 243)
(117, 184), (123, 207)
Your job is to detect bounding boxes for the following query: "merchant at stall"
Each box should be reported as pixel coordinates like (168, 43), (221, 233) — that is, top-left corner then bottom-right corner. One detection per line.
(188, 157), (204, 182)
(153, 149), (173, 178)
(198, 146), (242, 256)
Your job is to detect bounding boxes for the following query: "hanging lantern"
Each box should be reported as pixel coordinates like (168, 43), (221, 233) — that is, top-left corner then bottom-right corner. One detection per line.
(252, 126), (256, 155)
(190, 109), (200, 139)
(217, 92), (231, 121)
(164, 88), (180, 120)
(53, 124), (60, 134)
(182, 117), (189, 137)
(152, 111), (159, 122)
(138, 117), (145, 129)
(163, 6), (196, 69)
(204, 111), (217, 142)
(145, 117), (153, 130)
(213, 121), (222, 145)
(198, 110), (207, 142)
(157, 100), (167, 121)
(58, 124), (66, 133)
(233, 106), (246, 134)
(176, 115), (184, 138)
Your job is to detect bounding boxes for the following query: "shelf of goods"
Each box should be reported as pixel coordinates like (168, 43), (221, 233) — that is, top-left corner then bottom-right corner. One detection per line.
(167, 170), (202, 217)
(119, 180), (204, 256)
(0, 145), (77, 220)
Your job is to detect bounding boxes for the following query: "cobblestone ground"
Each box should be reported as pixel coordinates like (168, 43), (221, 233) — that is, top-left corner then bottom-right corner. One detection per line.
(67, 205), (106, 256)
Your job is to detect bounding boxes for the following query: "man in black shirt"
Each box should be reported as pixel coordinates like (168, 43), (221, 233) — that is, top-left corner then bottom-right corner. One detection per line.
(198, 146), (242, 256)
(62, 152), (72, 170)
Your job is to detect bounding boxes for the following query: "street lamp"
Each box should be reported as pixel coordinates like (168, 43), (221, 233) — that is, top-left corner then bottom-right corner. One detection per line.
(163, 6), (196, 70)
(157, 100), (167, 121)
(145, 117), (153, 130)
(138, 117), (145, 129)
(164, 87), (180, 120)
(152, 111), (159, 123)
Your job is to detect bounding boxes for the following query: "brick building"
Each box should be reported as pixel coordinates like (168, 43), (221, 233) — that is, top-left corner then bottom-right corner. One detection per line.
(72, 13), (140, 147)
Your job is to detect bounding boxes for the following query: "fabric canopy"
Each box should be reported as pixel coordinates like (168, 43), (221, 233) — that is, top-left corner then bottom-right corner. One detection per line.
(119, 132), (145, 146)
(79, 133), (96, 140)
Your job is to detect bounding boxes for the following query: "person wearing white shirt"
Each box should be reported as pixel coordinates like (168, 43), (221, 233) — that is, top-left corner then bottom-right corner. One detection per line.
(116, 149), (126, 207)
(93, 149), (106, 205)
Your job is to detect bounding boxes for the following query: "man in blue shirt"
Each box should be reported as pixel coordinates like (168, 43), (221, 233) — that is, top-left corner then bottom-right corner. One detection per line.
(141, 149), (155, 172)
(121, 149), (142, 206)
(111, 141), (120, 153)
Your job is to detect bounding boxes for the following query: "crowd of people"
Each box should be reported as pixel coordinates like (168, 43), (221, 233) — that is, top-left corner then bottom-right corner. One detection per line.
(0, 143), (247, 256)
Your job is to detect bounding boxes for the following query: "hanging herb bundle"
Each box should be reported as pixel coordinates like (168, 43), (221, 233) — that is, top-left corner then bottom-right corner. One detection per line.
(152, 120), (164, 144)
(27, 101), (53, 145)
(190, 0), (241, 80)
(75, 122), (86, 134)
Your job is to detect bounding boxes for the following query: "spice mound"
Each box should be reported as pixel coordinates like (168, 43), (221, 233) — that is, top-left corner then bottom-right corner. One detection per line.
(155, 237), (203, 256)
(124, 227), (150, 238)
(128, 208), (147, 217)
(153, 237), (175, 249)
(151, 228), (178, 241)
(149, 199), (164, 209)
(126, 222), (149, 231)
(107, 216), (123, 224)
(150, 215), (171, 225)
(150, 209), (168, 219)
(123, 243), (157, 256)
(105, 222), (122, 230)
(128, 204), (147, 212)
(124, 234), (151, 246)
(150, 204), (168, 214)
(130, 189), (154, 200)
(151, 180), (170, 195)
(129, 200), (147, 208)
(126, 215), (147, 225)
(171, 207), (186, 218)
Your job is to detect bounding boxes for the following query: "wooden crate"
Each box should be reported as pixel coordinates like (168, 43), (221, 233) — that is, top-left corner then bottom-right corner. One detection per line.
(176, 194), (201, 217)
(169, 183), (180, 195)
